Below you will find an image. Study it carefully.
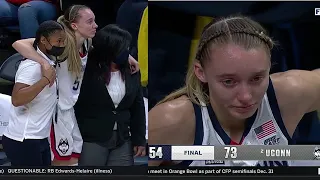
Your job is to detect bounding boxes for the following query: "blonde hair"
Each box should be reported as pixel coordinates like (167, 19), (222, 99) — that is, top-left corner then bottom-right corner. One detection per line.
(57, 5), (90, 76)
(158, 15), (275, 106)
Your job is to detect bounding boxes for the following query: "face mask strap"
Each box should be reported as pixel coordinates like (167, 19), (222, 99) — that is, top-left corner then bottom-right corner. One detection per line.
(45, 37), (54, 48)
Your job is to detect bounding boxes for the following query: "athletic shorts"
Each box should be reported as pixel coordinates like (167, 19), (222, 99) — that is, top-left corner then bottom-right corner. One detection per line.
(49, 107), (83, 161)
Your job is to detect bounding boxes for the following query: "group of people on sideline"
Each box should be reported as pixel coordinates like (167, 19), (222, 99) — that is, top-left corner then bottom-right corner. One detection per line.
(1, 4), (146, 166)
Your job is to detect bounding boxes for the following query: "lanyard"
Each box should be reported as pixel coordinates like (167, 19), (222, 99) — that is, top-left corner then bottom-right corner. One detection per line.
(53, 62), (60, 123)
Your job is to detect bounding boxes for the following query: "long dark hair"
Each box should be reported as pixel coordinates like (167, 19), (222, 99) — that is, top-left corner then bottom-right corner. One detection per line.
(33, 20), (64, 49)
(90, 24), (132, 84)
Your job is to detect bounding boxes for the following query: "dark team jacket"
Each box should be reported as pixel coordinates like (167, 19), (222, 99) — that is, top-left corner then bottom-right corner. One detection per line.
(74, 60), (146, 147)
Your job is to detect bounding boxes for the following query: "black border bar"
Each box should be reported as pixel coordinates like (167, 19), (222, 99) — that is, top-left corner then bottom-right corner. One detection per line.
(149, 166), (320, 176)
(0, 166), (320, 179)
(0, 166), (147, 175)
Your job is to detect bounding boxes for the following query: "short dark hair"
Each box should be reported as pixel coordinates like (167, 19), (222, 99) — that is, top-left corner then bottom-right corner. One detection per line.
(33, 20), (64, 49)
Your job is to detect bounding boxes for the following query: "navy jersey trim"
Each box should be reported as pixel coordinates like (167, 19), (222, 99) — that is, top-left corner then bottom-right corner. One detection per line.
(267, 78), (294, 144)
(193, 103), (204, 145)
(207, 104), (257, 145)
(175, 102), (204, 166)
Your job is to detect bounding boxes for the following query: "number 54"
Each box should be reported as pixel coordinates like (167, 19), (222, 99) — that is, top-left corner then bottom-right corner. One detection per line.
(149, 147), (163, 159)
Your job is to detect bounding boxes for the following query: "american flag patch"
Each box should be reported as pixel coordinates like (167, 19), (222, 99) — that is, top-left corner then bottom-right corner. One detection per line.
(254, 120), (276, 139)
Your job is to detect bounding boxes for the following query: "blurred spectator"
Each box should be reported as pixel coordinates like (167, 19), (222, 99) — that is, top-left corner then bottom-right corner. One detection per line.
(116, 0), (147, 59)
(0, 0), (60, 39)
(116, 0), (148, 88)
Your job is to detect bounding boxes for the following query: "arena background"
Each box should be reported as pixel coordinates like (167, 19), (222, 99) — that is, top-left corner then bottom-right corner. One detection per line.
(148, 1), (320, 148)
(0, 0), (148, 166)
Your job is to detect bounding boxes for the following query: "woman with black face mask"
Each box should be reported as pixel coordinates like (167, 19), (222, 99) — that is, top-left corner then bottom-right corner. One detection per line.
(74, 24), (146, 166)
(2, 20), (66, 166)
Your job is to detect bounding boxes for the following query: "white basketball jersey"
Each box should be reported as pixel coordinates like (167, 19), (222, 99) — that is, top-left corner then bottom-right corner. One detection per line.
(56, 41), (88, 110)
(180, 79), (294, 167)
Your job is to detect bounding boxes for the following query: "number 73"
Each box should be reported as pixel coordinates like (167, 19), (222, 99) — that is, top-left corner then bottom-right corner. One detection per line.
(224, 147), (237, 159)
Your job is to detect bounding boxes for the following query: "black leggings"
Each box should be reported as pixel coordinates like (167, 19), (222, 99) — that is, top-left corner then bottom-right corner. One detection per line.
(2, 136), (51, 166)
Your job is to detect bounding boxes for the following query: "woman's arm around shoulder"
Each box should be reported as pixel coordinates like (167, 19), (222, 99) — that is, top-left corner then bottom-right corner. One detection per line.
(12, 38), (55, 86)
(13, 38), (47, 65)
(148, 96), (196, 166)
(11, 61), (54, 106)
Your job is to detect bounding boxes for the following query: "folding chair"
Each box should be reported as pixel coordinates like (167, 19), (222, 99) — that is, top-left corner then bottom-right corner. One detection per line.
(0, 53), (23, 82)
